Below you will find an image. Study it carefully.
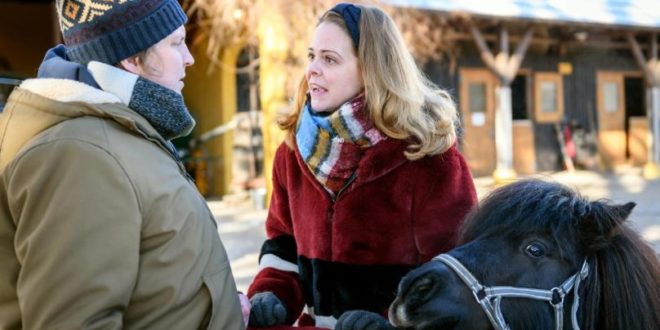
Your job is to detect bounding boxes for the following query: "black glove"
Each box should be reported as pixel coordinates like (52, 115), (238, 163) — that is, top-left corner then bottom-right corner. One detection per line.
(248, 291), (288, 328)
(335, 310), (396, 330)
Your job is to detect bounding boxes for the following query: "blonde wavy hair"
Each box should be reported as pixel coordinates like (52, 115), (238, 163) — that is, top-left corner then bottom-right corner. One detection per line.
(279, 4), (457, 160)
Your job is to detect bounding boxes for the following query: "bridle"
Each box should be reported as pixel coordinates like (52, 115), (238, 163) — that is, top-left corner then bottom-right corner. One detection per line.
(433, 254), (590, 330)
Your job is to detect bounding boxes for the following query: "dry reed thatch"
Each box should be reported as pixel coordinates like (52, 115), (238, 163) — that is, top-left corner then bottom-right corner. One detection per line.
(182, 0), (333, 69)
(185, 1), (453, 60)
(182, 0), (456, 92)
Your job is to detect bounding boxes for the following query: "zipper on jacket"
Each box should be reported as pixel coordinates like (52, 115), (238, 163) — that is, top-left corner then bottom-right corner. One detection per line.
(167, 141), (196, 182)
(326, 207), (334, 223)
(135, 124), (195, 182)
(326, 172), (358, 231)
(331, 172), (358, 203)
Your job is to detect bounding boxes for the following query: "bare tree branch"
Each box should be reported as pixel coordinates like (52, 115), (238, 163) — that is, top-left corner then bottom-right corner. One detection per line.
(627, 33), (647, 70)
(500, 26), (509, 55)
(505, 26), (533, 81)
(627, 33), (657, 86)
(468, 22), (499, 77)
(651, 32), (658, 63)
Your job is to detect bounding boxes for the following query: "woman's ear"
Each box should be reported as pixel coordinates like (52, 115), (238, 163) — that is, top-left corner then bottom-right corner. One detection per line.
(119, 56), (141, 75)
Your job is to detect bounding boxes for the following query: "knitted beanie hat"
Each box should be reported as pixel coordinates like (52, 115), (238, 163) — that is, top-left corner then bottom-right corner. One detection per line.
(55, 0), (187, 65)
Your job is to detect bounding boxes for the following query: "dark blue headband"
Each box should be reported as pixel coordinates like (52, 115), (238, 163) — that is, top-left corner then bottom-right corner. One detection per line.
(330, 3), (361, 48)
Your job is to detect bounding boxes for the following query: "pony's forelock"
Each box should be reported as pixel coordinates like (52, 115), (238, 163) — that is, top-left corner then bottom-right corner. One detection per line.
(458, 180), (589, 262)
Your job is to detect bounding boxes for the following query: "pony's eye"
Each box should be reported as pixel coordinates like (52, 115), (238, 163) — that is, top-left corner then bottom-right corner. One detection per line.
(525, 243), (545, 258)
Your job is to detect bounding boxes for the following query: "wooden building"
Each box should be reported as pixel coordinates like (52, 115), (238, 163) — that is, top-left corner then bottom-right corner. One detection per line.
(384, 0), (660, 179)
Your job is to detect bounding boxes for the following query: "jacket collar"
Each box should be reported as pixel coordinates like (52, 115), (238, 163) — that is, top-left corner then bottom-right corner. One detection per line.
(17, 78), (163, 139)
(294, 137), (410, 200)
(354, 138), (409, 184)
(37, 44), (100, 89)
(20, 78), (118, 104)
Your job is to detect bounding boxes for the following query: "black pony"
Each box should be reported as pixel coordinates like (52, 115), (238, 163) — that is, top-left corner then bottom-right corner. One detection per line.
(389, 179), (660, 330)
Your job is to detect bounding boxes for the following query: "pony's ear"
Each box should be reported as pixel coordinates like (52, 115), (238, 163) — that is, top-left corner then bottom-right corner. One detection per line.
(618, 202), (636, 219)
(579, 201), (635, 254)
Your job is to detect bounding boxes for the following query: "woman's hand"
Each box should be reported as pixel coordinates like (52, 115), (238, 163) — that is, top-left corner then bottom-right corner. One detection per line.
(248, 291), (288, 327)
(335, 310), (396, 330)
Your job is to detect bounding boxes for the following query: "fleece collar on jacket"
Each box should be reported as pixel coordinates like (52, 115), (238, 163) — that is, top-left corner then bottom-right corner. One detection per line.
(0, 78), (168, 170)
(294, 137), (410, 200)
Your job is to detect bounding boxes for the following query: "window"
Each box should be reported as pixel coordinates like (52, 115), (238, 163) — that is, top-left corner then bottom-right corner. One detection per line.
(603, 82), (619, 113)
(468, 83), (487, 126)
(468, 83), (486, 113)
(540, 82), (558, 113)
(534, 72), (564, 123)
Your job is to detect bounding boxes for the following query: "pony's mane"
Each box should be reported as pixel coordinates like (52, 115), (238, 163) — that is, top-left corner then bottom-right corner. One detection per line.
(580, 225), (660, 329)
(458, 179), (660, 330)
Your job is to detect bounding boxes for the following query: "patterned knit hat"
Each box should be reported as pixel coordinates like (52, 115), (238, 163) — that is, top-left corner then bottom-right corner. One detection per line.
(56, 0), (187, 65)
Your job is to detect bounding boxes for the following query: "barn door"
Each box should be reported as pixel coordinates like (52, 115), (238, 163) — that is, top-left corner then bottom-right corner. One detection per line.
(460, 68), (497, 176)
(597, 72), (626, 167)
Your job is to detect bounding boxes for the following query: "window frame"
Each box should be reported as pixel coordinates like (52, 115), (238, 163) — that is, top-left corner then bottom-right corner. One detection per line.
(533, 72), (564, 123)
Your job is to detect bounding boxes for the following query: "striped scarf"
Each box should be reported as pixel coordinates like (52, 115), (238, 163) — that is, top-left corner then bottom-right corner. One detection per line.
(296, 95), (385, 195)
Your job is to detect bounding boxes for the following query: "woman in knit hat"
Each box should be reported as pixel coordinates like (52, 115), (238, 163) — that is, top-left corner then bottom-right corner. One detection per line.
(0, 0), (244, 329)
(246, 3), (477, 330)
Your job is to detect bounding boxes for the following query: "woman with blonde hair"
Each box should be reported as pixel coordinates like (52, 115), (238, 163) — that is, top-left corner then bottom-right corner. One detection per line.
(247, 3), (477, 330)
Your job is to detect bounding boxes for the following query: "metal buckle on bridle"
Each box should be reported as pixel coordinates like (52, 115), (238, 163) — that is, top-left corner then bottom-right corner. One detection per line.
(474, 287), (487, 302)
(433, 254), (589, 330)
(550, 288), (565, 307)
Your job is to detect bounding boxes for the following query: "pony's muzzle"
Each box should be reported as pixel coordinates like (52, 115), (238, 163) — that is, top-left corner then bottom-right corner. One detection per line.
(390, 267), (452, 327)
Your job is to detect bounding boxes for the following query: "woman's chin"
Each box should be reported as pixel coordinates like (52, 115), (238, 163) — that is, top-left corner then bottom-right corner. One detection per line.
(310, 104), (332, 113)
(313, 99), (347, 113)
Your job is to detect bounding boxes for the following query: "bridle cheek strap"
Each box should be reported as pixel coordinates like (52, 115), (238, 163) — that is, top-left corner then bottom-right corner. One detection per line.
(433, 254), (589, 330)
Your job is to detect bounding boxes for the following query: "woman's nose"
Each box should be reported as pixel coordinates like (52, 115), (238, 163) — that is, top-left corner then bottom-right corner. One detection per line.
(307, 59), (321, 77)
(183, 45), (194, 67)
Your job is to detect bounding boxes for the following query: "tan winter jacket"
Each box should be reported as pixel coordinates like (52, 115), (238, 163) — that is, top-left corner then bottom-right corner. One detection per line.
(0, 79), (244, 329)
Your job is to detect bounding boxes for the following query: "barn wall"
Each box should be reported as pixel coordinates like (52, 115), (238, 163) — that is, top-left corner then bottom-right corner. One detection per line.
(423, 44), (640, 172)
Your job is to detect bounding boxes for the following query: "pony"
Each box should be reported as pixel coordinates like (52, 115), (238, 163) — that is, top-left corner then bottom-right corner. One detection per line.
(389, 179), (660, 330)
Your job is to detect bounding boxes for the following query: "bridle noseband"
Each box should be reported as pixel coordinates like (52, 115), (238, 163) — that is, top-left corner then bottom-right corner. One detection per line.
(433, 254), (590, 330)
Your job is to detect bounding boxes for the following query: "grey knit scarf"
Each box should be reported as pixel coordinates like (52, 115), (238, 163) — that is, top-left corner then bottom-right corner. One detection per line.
(128, 77), (194, 140)
(86, 60), (195, 140)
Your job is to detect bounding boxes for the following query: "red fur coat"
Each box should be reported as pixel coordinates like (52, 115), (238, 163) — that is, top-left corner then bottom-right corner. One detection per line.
(248, 138), (477, 328)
